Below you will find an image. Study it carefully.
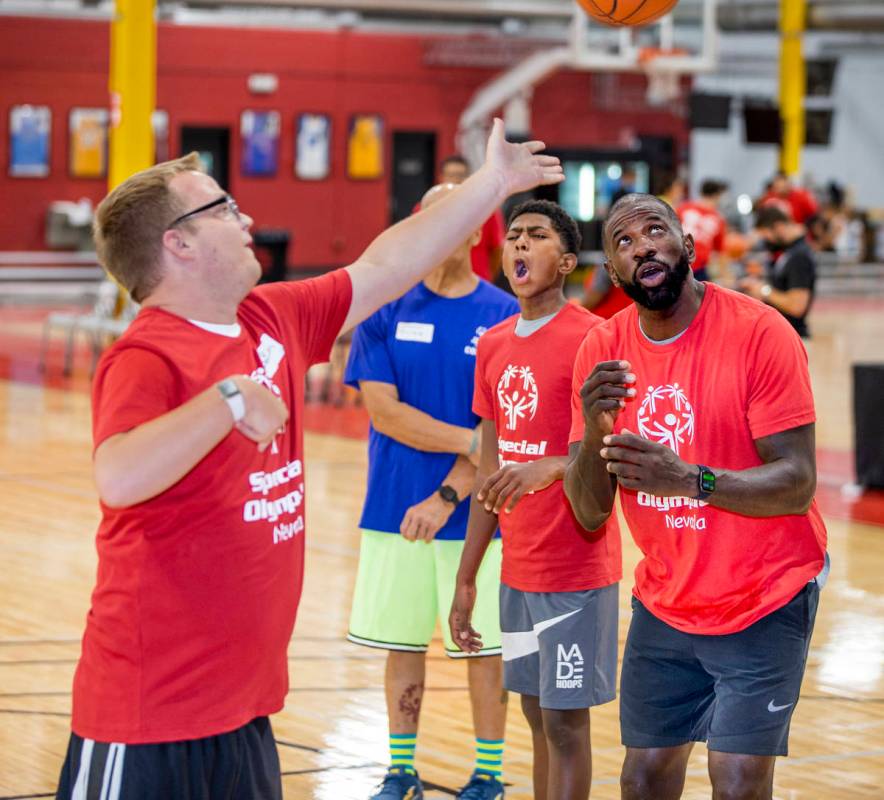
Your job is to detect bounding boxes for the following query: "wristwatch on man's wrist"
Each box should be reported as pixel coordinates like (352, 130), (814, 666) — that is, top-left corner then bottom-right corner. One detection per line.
(696, 465), (716, 501)
(217, 378), (246, 423)
(438, 484), (460, 506)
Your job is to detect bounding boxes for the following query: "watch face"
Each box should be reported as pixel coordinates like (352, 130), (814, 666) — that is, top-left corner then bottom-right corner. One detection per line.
(700, 469), (716, 493)
(439, 485), (459, 504)
(218, 379), (239, 398)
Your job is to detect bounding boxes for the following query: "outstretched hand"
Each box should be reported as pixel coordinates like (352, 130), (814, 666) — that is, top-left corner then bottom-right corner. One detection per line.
(484, 118), (564, 196)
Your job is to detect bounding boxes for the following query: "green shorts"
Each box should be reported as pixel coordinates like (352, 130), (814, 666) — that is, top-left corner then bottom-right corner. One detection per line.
(348, 530), (502, 657)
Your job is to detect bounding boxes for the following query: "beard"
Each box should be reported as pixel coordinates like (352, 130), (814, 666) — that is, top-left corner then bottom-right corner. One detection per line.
(621, 251), (692, 311)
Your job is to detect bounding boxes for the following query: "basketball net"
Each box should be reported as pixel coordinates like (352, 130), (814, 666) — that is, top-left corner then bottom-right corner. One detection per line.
(639, 47), (686, 107)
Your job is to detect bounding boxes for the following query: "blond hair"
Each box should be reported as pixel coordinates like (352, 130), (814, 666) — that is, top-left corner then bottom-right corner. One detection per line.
(93, 152), (203, 302)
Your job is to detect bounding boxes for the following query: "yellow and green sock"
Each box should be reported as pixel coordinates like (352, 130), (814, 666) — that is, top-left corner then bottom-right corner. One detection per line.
(389, 732), (417, 775)
(474, 737), (504, 781)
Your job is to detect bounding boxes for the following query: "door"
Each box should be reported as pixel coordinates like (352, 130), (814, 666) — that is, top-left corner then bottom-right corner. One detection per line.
(180, 126), (231, 190)
(390, 131), (436, 224)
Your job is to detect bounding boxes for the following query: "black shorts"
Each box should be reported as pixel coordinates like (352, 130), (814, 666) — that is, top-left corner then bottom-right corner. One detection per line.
(620, 581), (820, 757)
(56, 716), (282, 800)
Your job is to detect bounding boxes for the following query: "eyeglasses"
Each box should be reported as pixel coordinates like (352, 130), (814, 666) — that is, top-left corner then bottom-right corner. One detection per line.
(167, 194), (242, 229)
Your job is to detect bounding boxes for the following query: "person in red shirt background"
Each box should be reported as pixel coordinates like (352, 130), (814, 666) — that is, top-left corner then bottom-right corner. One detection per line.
(677, 179), (729, 282)
(564, 193), (827, 800)
(450, 200), (621, 800)
(438, 155), (506, 282)
(759, 170), (819, 225)
(581, 262), (632, 319)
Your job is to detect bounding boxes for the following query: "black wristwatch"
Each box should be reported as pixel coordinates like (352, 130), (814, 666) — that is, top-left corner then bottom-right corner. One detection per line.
(438, 484), (460, 506)
(696, 465), (716, 501)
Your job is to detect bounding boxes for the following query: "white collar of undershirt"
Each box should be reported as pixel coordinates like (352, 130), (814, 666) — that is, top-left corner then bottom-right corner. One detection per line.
(514, 309), (559, 337)
(187, 318), (242, 338)
(638, 317), (688, 345)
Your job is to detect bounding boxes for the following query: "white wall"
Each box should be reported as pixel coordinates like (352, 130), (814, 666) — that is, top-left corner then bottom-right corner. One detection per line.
(690, 33), (884, 210)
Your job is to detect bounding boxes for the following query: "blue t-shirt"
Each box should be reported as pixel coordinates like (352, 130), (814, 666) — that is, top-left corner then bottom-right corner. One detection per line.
(345, 280), (519, 539)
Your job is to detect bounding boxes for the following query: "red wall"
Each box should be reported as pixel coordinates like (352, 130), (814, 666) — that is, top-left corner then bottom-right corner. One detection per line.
(0, 17), (688, 266)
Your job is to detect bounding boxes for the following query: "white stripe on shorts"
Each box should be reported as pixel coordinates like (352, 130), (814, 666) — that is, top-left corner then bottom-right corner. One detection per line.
(69, 738), (126, 800)
(71, 738), (94, 800)
(501, 608), (582, 662)
(101, 743), (126, 800)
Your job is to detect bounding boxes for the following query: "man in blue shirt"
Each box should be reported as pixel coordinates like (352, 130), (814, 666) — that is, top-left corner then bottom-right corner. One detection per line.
(346, 183), (519, 800)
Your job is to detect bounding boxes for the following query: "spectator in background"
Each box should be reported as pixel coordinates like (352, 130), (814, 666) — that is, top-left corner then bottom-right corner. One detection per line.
(678, 179), (730, 282)
(741, 205), (817, 339)
(657, 173), (686, 209)
(438, 155), (506, 282)
(582, 264), (632, 319)
(759, 171), (819, 225)
(610, 166), (637, 207)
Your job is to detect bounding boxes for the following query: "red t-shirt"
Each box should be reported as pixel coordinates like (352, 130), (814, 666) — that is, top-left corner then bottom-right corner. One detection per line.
(474, 303), (622, 592)
(677, 201), (726, 272)
(72, 270), (352, 744)
(569, 284), (826, 634)
(760, 188), (819, 224)
(470, 210), (505, 281)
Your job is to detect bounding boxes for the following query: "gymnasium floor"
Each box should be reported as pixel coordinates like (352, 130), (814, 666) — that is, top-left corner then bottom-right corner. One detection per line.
(0, 295), (883, 798)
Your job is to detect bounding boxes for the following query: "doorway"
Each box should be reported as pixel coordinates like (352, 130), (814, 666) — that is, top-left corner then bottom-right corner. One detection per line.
(390, 131), (436, 224)
(180, 126), (231, 190)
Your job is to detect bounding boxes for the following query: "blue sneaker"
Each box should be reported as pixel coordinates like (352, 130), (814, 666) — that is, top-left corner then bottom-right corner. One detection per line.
(369, 767), (424, 800)
(455, 771), (505, 800)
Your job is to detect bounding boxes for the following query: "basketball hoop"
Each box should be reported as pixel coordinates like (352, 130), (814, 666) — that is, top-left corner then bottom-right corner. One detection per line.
(639, 47), (687, 106)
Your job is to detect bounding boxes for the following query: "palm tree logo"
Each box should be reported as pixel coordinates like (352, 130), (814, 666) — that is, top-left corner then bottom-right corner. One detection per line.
(636, 383), (695, 454)
(497, 364), (539, 430)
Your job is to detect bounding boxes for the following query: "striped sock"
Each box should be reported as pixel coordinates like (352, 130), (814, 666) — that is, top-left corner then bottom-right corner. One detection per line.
(474, 737), (504, 780)
(389, 733), (417, 774)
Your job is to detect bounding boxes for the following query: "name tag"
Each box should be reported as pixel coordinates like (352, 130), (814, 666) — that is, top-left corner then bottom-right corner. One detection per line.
(395, 321), (434, 343)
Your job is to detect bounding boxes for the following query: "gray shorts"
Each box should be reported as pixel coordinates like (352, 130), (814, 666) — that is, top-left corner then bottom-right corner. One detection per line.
(499, 582), (619, 710)
(620, 580), (821, 756)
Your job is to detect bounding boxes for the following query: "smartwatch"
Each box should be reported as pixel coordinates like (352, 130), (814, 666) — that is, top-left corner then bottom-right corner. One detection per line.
(217, 378), (246, 423)
(696, 465), (716, 501)
(760, 283), (773, 300)
(438, 484), (460, 506)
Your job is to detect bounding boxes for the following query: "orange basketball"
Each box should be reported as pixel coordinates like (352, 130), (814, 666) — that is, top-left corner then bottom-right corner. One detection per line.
(577, 0), (680, 27)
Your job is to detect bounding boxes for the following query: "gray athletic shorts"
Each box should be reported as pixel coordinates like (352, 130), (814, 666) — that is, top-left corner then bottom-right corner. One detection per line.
(620, 579), (821, 756)
(499, 582), (619, 710)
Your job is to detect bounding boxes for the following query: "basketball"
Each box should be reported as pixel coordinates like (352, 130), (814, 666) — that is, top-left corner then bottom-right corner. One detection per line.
(577, 0), (680, 27)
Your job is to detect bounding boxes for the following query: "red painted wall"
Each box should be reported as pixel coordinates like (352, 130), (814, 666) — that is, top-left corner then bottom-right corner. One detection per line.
(0, 17), (688, 266)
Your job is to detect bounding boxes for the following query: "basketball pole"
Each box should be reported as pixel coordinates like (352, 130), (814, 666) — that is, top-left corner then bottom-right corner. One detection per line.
(108, 0), (156, 191)
(778, 0), (806, 177)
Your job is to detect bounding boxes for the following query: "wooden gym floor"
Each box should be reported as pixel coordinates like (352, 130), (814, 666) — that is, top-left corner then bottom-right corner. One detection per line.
(0, 296), (882, 799)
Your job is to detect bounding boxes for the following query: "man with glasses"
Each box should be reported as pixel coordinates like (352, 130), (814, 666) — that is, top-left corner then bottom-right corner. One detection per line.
(56, 120), (563, 799)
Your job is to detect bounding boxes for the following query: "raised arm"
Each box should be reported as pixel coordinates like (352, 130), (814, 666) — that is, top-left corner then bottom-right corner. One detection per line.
(359, 380), (478, 461)
(340, 119), (563, 333)
(93, 376), (288, 508)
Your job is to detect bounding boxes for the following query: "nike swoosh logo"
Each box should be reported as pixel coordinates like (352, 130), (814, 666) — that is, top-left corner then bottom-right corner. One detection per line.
(767, 700), (793, 712)
(501, 608), (583, 662)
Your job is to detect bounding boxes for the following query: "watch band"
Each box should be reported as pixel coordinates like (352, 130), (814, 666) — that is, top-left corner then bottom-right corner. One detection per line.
(217, 379), (246, 423)
(696, 465), (715, 501)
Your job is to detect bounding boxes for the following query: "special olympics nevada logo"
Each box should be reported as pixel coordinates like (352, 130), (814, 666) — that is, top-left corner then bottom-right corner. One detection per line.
(636, 383), (695, 455)
(497, 364), (539, 431)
